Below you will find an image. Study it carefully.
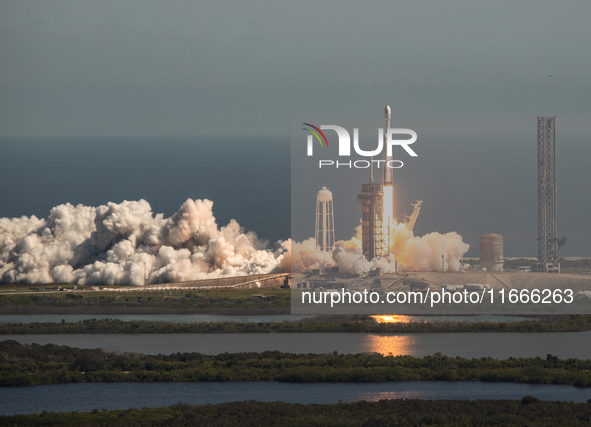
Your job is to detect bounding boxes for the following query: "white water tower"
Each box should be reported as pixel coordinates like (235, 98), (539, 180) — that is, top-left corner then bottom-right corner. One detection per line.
(315, 187), (335, 252)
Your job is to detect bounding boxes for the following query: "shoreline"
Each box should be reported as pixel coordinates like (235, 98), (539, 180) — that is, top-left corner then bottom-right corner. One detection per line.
(0, 306), (290, 315)
(0, 315), (589, 334)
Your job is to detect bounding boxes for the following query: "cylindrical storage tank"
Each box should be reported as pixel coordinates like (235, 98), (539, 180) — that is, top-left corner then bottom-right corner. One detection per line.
(479, 233), (503, 272)
(316, 187), (333, 203)
(315, 187), (335, 252)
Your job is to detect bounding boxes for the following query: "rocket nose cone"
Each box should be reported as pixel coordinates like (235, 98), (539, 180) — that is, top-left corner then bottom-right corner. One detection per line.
(385, 105), (391, 119)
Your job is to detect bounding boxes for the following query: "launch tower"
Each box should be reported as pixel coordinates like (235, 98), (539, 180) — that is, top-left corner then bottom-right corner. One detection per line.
(357, 183), (387, 261)
(533, 116), (564, 273)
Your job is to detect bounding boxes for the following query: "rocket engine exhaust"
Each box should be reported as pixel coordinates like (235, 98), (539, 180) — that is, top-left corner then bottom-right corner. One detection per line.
(0, 199), (289, 285)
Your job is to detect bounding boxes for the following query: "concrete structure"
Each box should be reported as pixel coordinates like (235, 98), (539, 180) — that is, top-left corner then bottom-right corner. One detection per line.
(403, 271), (591, 292)
(315, 187), (335, 252)
(105, 273), (290, 292)
(480, 233), (504, 272)
(292, 270), (591, 293)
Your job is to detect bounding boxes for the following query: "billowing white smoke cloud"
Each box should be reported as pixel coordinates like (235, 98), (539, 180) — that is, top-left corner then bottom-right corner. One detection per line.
(285, 238), (334, 273)
(388, 222), (470, 272)
(0, 199), (287, 285)
(1, 198), (470, 285)
(288, 224), (398, 276)
(331, 225), (397, 276)
(289, 221), (470, 275)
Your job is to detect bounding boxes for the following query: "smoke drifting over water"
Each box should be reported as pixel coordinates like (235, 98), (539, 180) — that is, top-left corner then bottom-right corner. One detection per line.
(0, 199), (288, 285)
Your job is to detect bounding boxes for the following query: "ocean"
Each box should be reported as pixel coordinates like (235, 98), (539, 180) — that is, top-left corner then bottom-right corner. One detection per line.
(0, 136), (290, 247)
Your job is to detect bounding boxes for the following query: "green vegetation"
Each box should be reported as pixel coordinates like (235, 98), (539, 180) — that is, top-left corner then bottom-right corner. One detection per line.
(558, 258), (591, 269)
(502, 258), (537, 268)
(0, 288), (290, 315)
(3, 400), (591, 427)
(1, 314), (590, 334)
(2, 340), (591, 387)
(503, 257), (591, 274)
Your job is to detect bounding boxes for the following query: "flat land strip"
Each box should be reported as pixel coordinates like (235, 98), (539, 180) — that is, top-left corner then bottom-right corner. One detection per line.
(0, 314), (590, 334)
(2, 340), (591, 387)
(2, 400), (591, 427)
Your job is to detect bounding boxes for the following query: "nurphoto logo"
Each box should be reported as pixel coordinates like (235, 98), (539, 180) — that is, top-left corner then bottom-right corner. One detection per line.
(303, 123), (418, 169)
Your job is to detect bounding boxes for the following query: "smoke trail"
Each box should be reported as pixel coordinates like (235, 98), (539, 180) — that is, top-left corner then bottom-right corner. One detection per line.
(0, 199), (287, 285)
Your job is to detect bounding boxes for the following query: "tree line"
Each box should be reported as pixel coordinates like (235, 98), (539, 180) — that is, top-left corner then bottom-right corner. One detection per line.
(0, 291), (290, 315)
(2, 399), (591, 426)
(0, 314), (590, 334)
(1, 340), (591, 387)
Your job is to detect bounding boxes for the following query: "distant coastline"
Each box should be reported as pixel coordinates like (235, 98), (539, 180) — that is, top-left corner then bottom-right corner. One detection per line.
(1, 315), (589, 334)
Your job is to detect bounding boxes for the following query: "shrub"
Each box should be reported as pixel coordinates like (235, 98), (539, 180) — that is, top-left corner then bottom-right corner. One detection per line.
(521, 396), (539, 405)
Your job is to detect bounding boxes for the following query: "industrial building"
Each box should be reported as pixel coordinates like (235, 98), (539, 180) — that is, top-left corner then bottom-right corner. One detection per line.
(357, 183), (387, 261)
(479, 233), (504, 271)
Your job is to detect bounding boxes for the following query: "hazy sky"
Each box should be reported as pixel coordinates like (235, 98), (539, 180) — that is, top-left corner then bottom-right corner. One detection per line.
(1, 1), (590, 136)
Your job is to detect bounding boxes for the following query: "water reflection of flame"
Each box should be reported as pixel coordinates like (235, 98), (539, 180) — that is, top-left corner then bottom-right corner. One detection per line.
(371, 315), (415, 324)
(354, 390), (425, 401)
(363, 334), (416, 356)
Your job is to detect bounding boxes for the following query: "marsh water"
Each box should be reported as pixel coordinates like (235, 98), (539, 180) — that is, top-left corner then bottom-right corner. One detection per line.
(3, 331), (590, 359)
(1, 381), (590, 416)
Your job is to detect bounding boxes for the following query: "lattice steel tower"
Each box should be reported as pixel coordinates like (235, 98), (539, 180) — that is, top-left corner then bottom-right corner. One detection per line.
(357, 183), (387, 261)
(537, 116), (557, 266)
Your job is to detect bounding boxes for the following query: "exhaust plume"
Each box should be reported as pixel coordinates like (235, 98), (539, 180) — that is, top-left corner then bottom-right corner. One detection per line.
(1, 198), (470, 285)
(289, 221), (470, 275)
(0, 199), (287, 285)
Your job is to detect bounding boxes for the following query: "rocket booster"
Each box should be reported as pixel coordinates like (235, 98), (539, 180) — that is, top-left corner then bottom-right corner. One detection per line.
(383, 105), (393, 186)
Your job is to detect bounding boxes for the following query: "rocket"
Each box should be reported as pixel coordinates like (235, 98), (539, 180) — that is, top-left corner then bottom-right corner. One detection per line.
(383, 105), (393, 186)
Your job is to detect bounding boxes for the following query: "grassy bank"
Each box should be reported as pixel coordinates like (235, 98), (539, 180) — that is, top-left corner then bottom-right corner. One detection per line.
(2, 340), (591, 387)
(0, 288), (290, 315)
(2, 399), (591, 427)
(1, 314), (590, 334)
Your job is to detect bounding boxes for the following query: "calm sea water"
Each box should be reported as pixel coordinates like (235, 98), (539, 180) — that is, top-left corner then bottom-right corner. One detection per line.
(1, 381), (590, 415)
(4, 331), (590, 359)
(1, 135), (590, 256)
(0, 136), (290, 245)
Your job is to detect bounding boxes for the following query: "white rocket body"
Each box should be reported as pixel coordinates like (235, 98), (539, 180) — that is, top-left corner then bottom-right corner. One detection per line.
(383, 105), (392, 186)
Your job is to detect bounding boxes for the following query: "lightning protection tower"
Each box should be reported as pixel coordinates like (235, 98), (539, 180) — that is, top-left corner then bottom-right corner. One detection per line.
(535, 116), (561, 273)
(315, 187), (335, 252)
